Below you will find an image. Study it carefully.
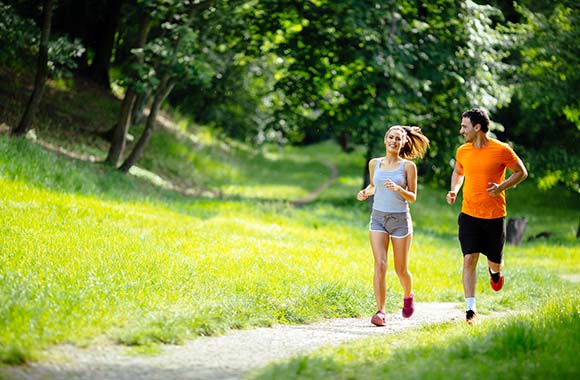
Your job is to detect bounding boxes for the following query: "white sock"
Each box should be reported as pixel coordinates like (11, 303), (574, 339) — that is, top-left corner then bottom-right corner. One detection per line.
(489, 268), (499, 274)
(466, 297), (476, 312)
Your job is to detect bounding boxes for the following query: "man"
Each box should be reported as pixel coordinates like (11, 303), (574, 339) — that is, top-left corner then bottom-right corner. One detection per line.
(446, 108), (528, 324)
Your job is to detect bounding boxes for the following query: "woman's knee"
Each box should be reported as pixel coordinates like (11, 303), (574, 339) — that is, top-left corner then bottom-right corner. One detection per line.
(374, 259), (388, 273)
(395, 266), (411, 278)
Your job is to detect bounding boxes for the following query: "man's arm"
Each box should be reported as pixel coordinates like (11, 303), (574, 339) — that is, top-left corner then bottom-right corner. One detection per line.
(486, 158), (528, 197)
(446, 165), (464, 205)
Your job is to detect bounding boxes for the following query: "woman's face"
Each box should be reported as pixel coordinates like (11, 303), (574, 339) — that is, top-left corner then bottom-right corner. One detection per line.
(385, 129), (406, 153)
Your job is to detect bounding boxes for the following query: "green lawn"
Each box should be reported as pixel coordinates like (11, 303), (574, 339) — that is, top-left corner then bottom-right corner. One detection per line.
(1, 128), (579, 380)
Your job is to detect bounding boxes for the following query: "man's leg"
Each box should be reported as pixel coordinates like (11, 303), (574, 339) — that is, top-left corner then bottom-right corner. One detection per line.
(487, 260), (503, 273)
(463, 253), (480, 324)
(487, 217), (506, 291)
(463, 252), (480, 298)
(487, 259), (504, 291)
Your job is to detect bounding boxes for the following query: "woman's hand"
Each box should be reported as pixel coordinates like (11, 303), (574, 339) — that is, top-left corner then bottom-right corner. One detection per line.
(384, 179), (401, 193)
(357, 189), (368, 201)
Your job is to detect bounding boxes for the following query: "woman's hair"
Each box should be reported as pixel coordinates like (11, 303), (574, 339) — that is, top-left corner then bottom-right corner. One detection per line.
(462, 108), (490, 132)
(386, 125), (430, 160)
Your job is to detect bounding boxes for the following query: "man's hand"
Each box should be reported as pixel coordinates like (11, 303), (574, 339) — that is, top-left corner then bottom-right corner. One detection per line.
(446, 191), (457, 205)
(486, 182), (501, 197)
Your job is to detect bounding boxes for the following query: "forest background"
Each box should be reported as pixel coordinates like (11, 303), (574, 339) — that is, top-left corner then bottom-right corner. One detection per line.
(1, 0), (579, 191)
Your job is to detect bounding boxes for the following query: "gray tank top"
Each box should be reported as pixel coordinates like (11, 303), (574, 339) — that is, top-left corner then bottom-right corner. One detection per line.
(372, 159), (409, 213)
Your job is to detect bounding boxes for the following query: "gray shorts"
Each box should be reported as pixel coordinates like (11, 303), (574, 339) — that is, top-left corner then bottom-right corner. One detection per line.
(369, 210), (413, 238)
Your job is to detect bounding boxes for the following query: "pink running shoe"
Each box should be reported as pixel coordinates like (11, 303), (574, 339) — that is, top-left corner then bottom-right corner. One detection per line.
(371, 310), (387, 326)
(402, 294), (414, 318)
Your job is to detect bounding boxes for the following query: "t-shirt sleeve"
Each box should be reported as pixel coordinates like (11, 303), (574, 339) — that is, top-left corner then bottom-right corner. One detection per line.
(502, 144), (519, 168)
(455, 147), (463, 170)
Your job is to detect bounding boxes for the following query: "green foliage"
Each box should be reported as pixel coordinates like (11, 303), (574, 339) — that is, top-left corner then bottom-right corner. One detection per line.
(0, 2), (36, 67)
(239, 0), (517, 185)
(3, 0), (579, 192)
(516, 2), (580, 132)
(0, 2), (84, 77)
(493, 1), (580, 191)
(521, 147), (580, 192)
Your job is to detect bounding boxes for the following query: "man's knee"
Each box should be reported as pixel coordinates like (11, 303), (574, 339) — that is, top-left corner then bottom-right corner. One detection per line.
(463, 253), (479, 269)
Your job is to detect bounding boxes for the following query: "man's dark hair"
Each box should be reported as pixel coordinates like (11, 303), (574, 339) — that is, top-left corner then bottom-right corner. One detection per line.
(462, 108), (490, 132)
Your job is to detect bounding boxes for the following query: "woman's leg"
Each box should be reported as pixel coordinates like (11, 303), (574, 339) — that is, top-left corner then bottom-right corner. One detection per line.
(392, 234), (413, 297)
(370, 231), (390, 311)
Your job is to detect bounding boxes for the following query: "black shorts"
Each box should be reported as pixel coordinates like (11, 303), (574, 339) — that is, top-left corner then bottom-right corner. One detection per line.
(458, 212), (506, 264)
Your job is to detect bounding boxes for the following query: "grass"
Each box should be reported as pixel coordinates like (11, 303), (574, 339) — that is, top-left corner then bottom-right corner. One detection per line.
(0, 134), (376, 364)
(1, 73), (579, 378)
(253, 296), (580, 380)
(1, 131), (578, 368)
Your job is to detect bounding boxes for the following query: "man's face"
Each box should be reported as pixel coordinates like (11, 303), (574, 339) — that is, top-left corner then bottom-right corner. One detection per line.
(460, 117), (478, 143)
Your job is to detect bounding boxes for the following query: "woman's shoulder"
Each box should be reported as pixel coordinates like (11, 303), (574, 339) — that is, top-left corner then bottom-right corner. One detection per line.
(403, 159), (417, 170)
(369, 157), (384, 166)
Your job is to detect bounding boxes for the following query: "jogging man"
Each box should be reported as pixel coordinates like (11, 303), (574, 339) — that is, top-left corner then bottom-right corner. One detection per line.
(446, 108), (528, 324)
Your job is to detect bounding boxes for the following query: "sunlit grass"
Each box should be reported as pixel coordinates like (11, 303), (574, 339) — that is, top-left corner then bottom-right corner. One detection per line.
(1, 132), (579, 372)
(0, 135), (373, 363)
(253, 296), (580, 380)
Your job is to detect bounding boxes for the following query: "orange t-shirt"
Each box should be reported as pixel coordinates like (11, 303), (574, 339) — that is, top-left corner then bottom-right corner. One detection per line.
(456, 138), (519, 219)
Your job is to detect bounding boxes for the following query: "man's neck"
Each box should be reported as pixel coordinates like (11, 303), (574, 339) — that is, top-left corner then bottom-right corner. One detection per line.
(473, 132), (489, 149)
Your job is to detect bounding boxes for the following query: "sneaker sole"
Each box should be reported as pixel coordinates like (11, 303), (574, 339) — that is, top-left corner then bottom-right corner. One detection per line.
(371, 315), (386, 326)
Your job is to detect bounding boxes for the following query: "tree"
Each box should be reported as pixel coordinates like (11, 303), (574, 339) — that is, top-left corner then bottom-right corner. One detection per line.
(504, 0), (580, 191)
(118, 0), (215, 172)
(86, 0), (123, 89)
(104, 7), (152, 167)
(245, 0), (514, 186)
(11, 0), (54, 137)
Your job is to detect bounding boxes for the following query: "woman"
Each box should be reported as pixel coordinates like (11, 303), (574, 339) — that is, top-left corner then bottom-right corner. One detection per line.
(357, 125), (429, 326)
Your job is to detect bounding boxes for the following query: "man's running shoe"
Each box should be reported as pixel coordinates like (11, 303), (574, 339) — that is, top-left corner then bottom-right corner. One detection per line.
(371, 310), (387, 326)
(489, 267), (504, 291)
(402, 294), (414, 318)
(466, 310), (479, 325)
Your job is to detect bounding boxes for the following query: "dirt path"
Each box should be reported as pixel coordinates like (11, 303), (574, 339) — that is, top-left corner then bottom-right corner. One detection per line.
(2, 302), (466, 380)
(290, 162), (339, 207)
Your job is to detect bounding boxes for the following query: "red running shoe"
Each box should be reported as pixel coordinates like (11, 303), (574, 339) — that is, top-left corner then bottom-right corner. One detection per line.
(371, 310), (386, 326)
(402, 294), (414, 318)
(489, 267), (504, 291)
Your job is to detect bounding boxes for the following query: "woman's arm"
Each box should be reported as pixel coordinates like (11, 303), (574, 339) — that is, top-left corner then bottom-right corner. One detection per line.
(385, 160), (417, 203)
(357, 158), (377, 200)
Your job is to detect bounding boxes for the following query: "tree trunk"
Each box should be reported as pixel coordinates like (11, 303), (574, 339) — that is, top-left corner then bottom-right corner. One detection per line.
(104, 12), (151, 166)
(117, 4), (199, 173)
(87, 0), (122, 89)
(118, 79), (174, 173)
(104, 88), (136, 166)
(11, 0), (54, 137)
(131, 90), (150, 125)
(338, 131), (354, 153)
(507, 217), (528, 245)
